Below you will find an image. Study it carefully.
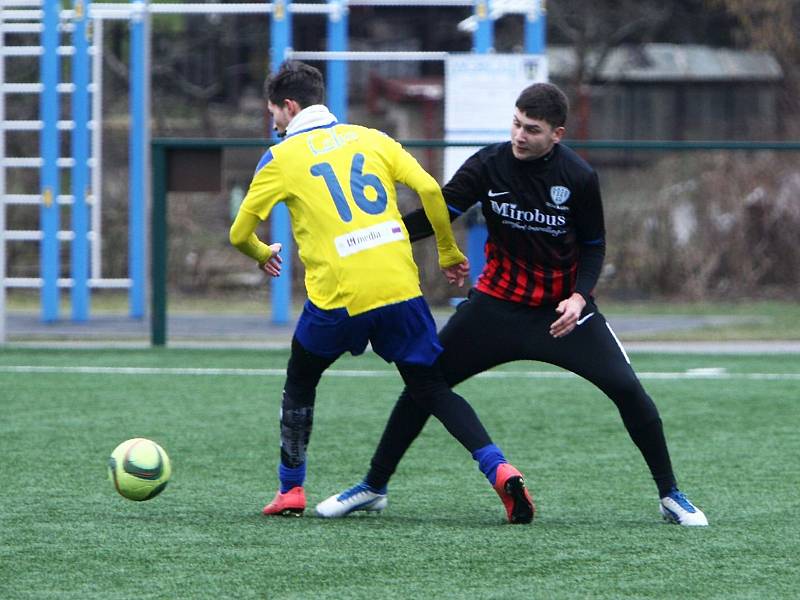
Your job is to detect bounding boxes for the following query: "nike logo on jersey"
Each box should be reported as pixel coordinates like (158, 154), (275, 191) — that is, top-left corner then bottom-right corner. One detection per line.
(487, 189), (510, 197)
(576, 312), (595, 326)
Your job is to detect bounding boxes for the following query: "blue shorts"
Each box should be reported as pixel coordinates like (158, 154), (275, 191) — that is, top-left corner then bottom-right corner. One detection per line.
(294, 297), (443, 366)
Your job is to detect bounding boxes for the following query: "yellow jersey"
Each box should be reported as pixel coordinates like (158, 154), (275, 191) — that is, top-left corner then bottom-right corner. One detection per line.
(230, 122), (465, 315)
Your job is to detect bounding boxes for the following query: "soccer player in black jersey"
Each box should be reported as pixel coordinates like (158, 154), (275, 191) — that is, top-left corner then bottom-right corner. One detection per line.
(317, 82), (708, 526)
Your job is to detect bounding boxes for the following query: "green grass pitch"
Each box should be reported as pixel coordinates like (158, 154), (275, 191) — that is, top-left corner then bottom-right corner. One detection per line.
(1, 348), (799, 599)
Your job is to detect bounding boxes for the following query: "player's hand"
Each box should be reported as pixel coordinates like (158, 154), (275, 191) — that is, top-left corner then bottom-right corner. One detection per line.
(442, 259), (470, 287)
(550, 293), (586, 338)
(258, 243), (283, 277)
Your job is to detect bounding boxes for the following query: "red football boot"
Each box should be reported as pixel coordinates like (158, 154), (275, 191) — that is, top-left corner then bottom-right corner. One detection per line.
(493, 463), (535, 524)
(262, 486), (306, 517)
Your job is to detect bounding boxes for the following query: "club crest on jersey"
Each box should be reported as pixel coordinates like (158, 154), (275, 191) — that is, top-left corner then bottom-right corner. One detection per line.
(550, 186), (571, 205)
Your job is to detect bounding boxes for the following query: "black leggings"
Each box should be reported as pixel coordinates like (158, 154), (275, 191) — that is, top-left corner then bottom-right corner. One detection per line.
(279, 336), (493, 471)
(367, 290), (676, 495)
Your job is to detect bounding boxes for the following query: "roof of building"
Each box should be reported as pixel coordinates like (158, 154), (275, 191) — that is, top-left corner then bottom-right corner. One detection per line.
(548, 43), (783, 82)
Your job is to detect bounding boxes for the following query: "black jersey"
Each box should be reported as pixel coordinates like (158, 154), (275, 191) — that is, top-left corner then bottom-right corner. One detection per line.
(406, 142), (606, 307)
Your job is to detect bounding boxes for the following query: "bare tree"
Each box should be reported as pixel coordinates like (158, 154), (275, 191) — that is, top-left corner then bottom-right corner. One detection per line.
(706, 0), (800, 137)
(548, 0), (673, 138)
(103, 14), (268, 136)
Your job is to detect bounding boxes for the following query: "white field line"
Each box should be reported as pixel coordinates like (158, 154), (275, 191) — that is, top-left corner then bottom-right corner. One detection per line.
(1, 365), (799, 381)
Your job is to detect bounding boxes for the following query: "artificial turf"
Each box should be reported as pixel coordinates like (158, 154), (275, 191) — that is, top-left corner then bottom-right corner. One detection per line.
(1, 348), (798, 599)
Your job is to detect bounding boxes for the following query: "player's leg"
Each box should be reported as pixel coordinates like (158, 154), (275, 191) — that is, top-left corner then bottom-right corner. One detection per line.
(440, 290), (529, 386)
(263, 302), (352, 516)
(317, 357), (534, 523)
(316, 296), (533, 523)
(394, 359), (534, 524)
(536, 308), (675, 490)
(262, 336), (338, 516)
(533, 303), (707, 525)
(363, 291), (522, 491)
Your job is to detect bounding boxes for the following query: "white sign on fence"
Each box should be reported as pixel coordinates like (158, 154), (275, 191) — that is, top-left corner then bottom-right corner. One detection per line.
(444, 53), (548, 181)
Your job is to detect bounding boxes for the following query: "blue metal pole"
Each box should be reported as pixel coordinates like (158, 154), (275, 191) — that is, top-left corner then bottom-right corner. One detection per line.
(270, 1), (292, 67)
(473, 0), (493, 53)
(524, 0), (546, 54)
(326, 0), (348, 122)
(40, 0), (60, 322)
(269, 0), (292, 324)
(128, 0), (147, 318)
(467, 0), (494, 283)
(70, 0), (91, 321)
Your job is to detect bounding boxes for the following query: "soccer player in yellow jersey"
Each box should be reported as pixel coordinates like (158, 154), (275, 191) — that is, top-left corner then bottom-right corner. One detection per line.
(230, 61), (533, 523)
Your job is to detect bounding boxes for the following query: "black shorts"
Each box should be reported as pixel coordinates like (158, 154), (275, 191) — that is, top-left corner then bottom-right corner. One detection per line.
(437, 290), (646, 408)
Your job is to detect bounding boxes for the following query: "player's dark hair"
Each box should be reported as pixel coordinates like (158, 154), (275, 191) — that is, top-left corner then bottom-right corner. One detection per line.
(265, 60), (324, 108)
(515, 83), (569, 128)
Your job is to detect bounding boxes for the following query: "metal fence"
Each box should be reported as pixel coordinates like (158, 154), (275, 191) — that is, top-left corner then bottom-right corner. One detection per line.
(4, 138), (799, 346)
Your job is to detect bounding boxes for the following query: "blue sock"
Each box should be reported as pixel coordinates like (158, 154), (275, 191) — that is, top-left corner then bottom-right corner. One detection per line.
(278, 462), (306, 493)
(472, 444), (507, 486)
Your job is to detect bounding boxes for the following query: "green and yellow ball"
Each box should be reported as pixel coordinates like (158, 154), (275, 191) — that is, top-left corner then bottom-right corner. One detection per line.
(108, 438), (172, 501)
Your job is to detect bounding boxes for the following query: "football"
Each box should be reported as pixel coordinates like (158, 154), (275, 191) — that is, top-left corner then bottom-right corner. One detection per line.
(108, 438), (172, 501)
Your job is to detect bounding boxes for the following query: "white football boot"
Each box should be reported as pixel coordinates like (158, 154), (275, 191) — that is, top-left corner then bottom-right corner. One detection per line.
(659, 488), (709, 526)
(315, 482), (387, 518)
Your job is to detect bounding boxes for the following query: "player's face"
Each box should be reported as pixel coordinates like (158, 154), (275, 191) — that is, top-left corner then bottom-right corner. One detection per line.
(510, 109), (565, 160)
(268, 100), (293, 135)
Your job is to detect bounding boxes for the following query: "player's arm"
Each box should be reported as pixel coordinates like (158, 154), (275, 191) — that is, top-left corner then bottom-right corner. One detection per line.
(229, 150), (286, 276)
(395, 153), (466, 270)
(402, 153), (484, 242)
(229, 211), (283, 276)
(573, 170), (606, 302)
(402, 204), (459, 243)
(405, 166), (466, 269)
(551, 171), (606, 338)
